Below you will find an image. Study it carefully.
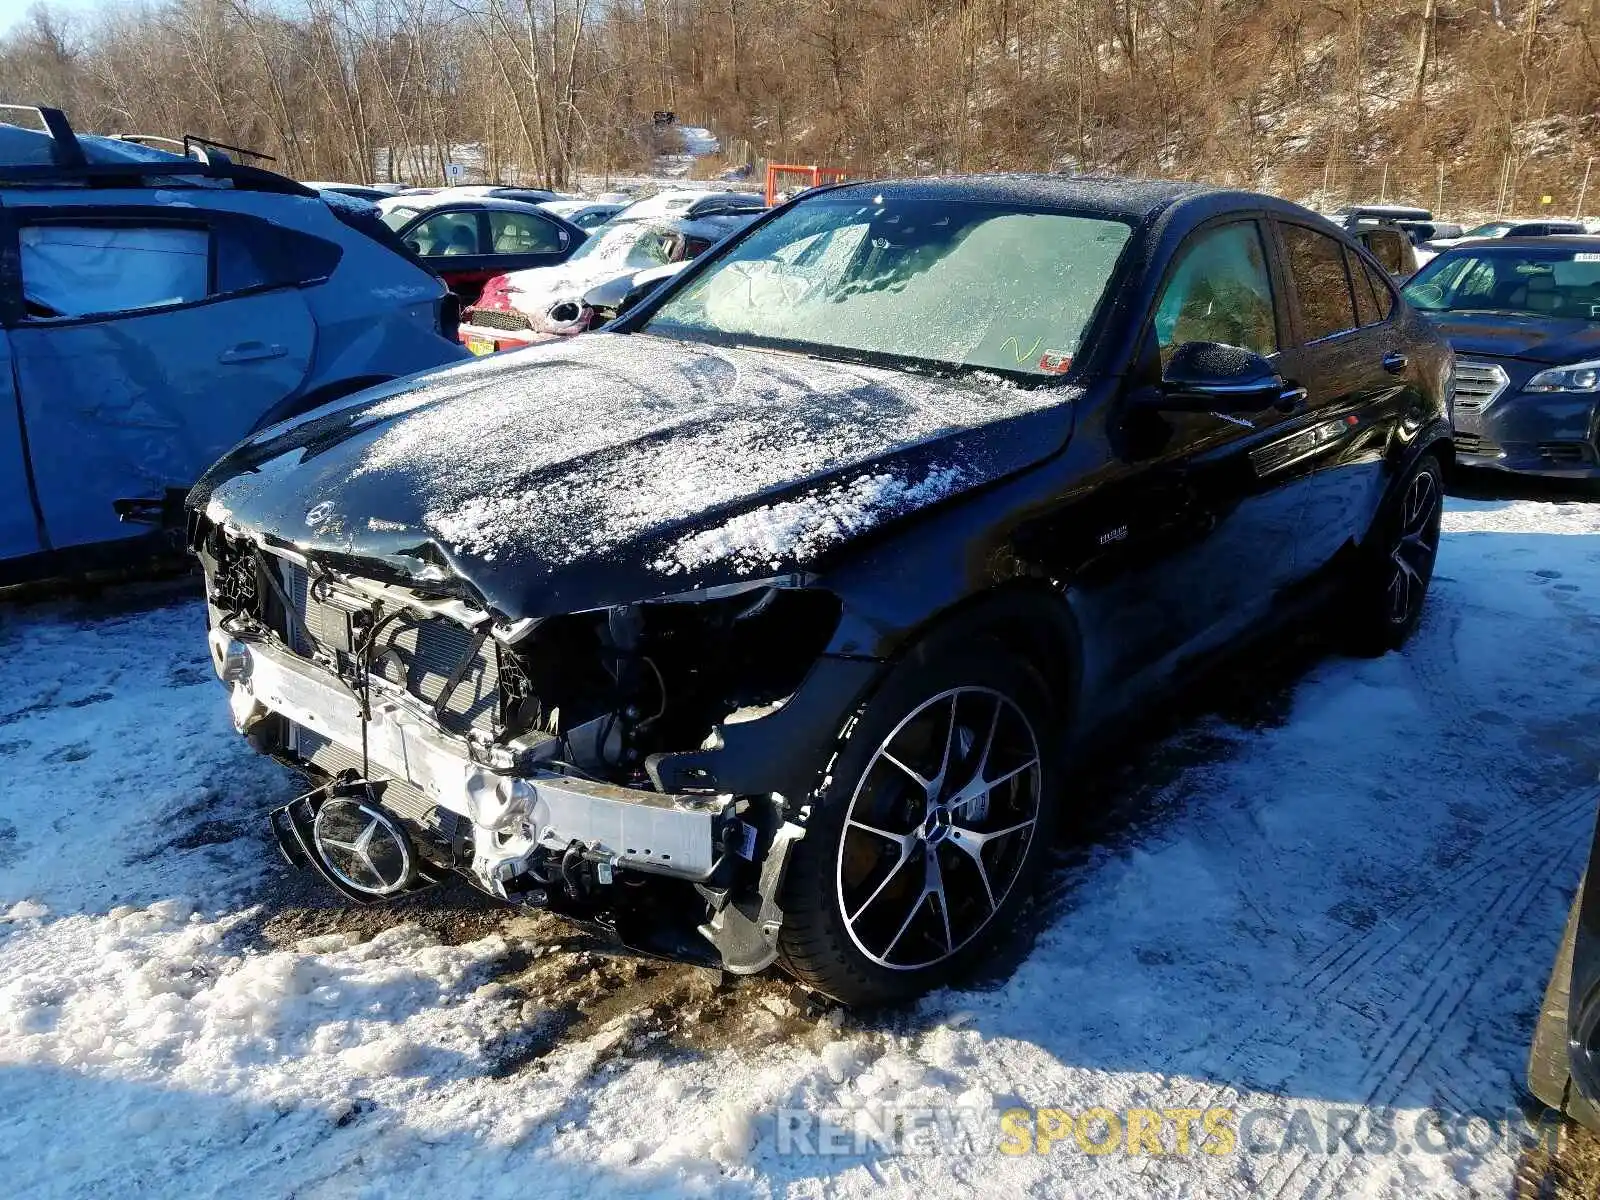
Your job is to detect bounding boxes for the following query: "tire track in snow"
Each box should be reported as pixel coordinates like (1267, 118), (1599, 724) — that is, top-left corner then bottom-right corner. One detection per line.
(1267, 833), (1587, 1200)
(1022, 580), (1594, 1192)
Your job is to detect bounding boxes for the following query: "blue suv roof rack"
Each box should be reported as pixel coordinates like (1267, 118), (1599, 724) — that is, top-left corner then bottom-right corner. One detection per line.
(0, 102), (312, 196)
(0, 104), (87, 166)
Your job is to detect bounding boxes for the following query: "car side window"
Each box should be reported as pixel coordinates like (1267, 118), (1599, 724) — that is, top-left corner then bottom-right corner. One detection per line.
(1363, 230), (1406, 275)
(407, 211), (481, 257)
(1282, 224), (1359, 343)
(1152, 220), (1278, 360)
(1346, 250), (1382, 325)
(18, 224), (211, 320)
(1360, 258), (1395, 319)
(488, 211), (563, 254)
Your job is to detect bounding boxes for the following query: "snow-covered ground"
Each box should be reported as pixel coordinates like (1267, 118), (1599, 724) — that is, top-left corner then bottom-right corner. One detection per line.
(2, 489), (1598, 1198)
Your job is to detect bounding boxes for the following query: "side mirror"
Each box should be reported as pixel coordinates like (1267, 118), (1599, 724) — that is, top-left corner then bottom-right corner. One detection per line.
(1154, 341), (1294, 414)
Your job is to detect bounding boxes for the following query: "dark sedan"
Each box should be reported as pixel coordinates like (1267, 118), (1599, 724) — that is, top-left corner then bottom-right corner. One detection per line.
(1402, 237), (1600, 476)
(188, 177), (1452, 1006)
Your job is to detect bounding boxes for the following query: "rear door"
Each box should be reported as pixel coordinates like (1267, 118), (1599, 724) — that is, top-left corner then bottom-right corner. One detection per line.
(6, 207), (317, 551)
(484, 208), (574, 273)
(1268, 220), (1412, 577)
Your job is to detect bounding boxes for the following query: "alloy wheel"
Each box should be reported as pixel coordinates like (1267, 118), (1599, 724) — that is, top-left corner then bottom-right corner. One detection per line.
(1386, 467), (1442, 625)
(836, 686), (1042, 971)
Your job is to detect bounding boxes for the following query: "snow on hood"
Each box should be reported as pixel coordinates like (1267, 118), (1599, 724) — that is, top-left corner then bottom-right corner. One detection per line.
(497, 259), (638, 320)
(194, 334), (1075, 618)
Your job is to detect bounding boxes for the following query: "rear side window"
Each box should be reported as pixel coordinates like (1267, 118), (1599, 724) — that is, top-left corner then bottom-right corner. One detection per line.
(1363, 230), (1407, 275)
(1349, 251), (1379, 326)
(488, 211), (563, 253)
(407, 211), (482, 256)
(20, 225), (208, 319)
(1361, 259), (1395, 319)
(1282, 224), (1358, 342)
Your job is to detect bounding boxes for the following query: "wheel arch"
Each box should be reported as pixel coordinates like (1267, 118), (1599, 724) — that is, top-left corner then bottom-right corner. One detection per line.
(869, 579), (1085, 728)
(1363, 421), (1453, 547)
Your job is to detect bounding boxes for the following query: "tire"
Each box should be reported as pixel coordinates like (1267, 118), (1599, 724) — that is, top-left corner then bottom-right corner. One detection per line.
(1345, 451), (1444, 656)
(777, 637), (1062, 1005)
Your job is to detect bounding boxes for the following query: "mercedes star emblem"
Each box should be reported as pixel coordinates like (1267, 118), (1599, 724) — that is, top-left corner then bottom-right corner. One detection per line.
(311, 798), (412, 896)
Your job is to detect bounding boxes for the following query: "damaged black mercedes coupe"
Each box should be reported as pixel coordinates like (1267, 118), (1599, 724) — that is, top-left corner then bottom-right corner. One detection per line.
(189, 176), (1453, 1004)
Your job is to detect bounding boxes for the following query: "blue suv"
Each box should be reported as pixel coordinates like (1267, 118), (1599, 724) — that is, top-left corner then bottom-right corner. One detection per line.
(0, 106), (469, 585)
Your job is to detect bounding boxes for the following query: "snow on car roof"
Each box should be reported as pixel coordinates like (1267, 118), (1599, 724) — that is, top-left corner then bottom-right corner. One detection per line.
(1, 121), (192, 168)
(376, 193), (554, 215)
(819, 173), (1229, 221)
(539, 200), (621, 217)
(613, 188), (743, 220)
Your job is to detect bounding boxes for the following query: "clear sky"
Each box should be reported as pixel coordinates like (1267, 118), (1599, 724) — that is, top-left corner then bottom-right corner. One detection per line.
(0, 0), (106, 38)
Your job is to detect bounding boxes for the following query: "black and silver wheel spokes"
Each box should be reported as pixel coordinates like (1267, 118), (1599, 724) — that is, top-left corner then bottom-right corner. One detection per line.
(1387, 469), (1442, 625)
(837, 687), (1042, 970)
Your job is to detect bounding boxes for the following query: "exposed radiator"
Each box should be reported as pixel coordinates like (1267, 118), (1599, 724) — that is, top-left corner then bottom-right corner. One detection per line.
(278, 561), (500, 736)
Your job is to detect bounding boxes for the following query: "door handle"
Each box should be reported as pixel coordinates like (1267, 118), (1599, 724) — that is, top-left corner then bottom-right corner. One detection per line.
(1381, 351), (1408, 375)
(219, 341), (288, 365)
(1275, 384), (1309, 414)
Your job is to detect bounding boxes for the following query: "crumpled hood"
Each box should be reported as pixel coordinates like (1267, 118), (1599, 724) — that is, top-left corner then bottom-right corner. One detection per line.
(1423, 311), (1600, 364)
(498, 259), (638, 319)
(193, 333), (1076, 618)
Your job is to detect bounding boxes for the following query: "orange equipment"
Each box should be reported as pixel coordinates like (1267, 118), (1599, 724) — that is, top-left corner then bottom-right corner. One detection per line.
(764, 163), (850, 205)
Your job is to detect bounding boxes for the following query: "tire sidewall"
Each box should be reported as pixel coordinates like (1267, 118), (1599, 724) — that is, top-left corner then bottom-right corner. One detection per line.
(1384, 452), (1444, 642)
(780, 636), (1062, 1004)
(1351, 450), (1444, 653)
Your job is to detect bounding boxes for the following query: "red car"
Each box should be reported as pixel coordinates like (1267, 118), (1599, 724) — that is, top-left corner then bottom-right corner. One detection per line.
(376, 195), (585, 306)
(457, 211), (760, 353)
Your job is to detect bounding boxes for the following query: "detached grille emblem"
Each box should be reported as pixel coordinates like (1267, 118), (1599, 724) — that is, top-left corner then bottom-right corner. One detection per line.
(305, 501), (335, 528)
(311, 798), (413, 896)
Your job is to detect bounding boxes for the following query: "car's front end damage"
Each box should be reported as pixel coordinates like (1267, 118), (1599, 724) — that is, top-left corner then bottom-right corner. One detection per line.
(185, 333), (1072, 973)
(192, 516), (880, 972)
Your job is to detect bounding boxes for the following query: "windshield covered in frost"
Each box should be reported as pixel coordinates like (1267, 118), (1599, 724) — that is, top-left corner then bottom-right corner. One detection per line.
(566, 221), (676, 269)
(643, 197), (1132, 379)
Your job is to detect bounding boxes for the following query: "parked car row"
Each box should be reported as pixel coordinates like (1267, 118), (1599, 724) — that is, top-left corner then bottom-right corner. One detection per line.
(458, 206), (762, 351)
(1403, 236), (1600, 477)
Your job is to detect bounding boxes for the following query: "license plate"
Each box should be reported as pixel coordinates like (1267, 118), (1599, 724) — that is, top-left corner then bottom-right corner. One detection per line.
(465, 337), (496, 356)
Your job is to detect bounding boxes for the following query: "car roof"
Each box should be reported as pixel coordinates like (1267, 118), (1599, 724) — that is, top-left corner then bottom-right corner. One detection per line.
(615, 188), (764, 220)
(1, 120), (190, 167)
(610, 212), (758, 239)
(1436, 235), (1600, 251)
(1338, 203), (1433, 220)
(816, 173), (1268, 223)
(377, 194), (554, 215)
(539, 199), (621, 214)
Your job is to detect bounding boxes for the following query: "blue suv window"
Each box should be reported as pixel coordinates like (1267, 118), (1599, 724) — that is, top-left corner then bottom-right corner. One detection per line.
(13, 211), (342, 321)
(21, 224), (208, 318)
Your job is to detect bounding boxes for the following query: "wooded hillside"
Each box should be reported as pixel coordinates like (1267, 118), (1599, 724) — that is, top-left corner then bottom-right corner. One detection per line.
(3, 0), (1597, 214)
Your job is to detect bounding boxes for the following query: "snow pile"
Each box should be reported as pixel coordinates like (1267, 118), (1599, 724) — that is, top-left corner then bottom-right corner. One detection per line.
(657, 464), (968, 575)
(2, 493), (1598, 1198)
